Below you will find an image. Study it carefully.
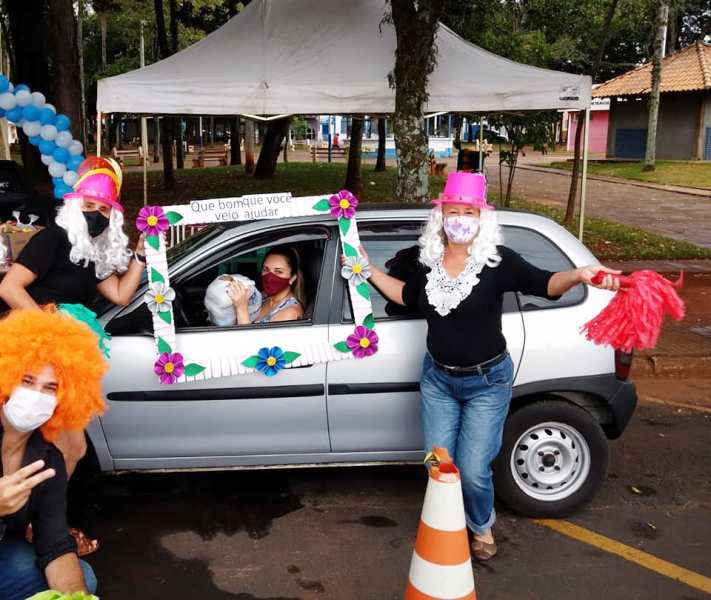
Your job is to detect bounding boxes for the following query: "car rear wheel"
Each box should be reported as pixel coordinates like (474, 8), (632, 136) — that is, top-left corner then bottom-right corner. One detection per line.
(493, 400), (609, 517)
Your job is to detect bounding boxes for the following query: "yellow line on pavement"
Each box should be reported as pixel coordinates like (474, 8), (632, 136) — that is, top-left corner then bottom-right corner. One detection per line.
(640, 395), (711, 414)
(534, 519), (711, 595)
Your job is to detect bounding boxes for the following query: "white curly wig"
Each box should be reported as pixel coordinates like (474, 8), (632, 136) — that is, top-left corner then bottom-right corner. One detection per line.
(55, 199), (132, 280)
(418, 206), (504, 269)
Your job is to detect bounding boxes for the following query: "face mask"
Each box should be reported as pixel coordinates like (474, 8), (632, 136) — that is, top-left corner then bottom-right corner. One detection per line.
(83, 210), (110, 237)
(443, 215), (480, 244)
(2, 386), (57, 433)
(261, 272), (292, 296)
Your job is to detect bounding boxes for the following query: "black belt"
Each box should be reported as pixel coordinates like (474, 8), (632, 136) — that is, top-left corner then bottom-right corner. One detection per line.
(432, 351), (508, 378)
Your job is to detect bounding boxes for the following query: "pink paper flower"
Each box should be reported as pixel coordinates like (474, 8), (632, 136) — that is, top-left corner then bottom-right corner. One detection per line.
(154, 352), (185, 384)
(137, 206), (169, 236)
(346, 325), (378, 358)
(329, 190), (358, 219)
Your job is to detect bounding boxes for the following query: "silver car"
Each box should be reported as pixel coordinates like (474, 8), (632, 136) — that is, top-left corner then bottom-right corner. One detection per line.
(90, 207), (637, 517)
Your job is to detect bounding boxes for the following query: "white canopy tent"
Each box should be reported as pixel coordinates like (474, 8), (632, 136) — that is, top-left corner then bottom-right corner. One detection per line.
(97, 0), (593, 237)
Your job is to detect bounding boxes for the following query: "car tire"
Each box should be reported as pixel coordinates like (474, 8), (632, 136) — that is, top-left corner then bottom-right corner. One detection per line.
(493, 399), (609, 518)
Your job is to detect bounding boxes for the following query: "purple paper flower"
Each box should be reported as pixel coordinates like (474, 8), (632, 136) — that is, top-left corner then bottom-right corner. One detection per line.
(154, 352), (184, 384)
(137, 206), (169, 236)
(329, 190), (359, 219)
(346, 325), (379, 359)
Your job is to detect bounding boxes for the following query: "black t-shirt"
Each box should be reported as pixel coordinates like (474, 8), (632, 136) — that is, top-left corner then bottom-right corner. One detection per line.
(0, 427), (76, 570)
(402, 246), (559, 367)
(8, 225), (102, 309)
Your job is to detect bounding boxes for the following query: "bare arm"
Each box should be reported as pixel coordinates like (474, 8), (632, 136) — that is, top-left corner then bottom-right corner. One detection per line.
(97, 259), (145, 306)
(270, 305), (303, 322)
(0, 263), (41, 309)
(45, 552), (89, 594)
(343, 246), (407, 306)
(548, 265), (621, 297)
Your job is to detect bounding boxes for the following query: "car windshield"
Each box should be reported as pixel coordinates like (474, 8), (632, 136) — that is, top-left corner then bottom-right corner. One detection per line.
(166, 225), (225, 262)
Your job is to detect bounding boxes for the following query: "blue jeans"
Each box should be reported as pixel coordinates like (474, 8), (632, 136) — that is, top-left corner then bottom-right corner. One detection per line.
(0, 540), (97, 600)
(421, 352), (514, 535)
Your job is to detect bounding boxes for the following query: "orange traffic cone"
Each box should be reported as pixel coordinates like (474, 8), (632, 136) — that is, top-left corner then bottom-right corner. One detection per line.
(404, 447), (476, 600)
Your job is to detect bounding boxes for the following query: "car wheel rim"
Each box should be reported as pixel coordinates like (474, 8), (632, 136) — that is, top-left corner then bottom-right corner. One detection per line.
(510, 421), (590, 502)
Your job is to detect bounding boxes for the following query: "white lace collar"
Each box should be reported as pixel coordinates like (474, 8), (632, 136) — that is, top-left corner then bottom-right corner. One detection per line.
(425, 257), (486, 317)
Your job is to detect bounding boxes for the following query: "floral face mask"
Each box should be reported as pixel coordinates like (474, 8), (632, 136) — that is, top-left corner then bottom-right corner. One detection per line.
(443, 215), (480, 244)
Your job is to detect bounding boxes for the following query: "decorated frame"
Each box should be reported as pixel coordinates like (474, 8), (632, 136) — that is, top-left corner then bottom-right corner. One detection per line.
(137, 191), (377, 384)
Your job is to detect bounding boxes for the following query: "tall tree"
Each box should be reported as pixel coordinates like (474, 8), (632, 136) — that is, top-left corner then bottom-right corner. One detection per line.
(388, 0), (444, 203)
(344, 117), (364, 197)
(564, 0), (620, 225)
(154, 0), (175, 188)
(244, 118), (255, 174)
(169, 0), (184, 170)
(253, 117), (291, 179)
(644, 1), (670, 171)
(374, 117), (387, 172)
(230, 116), (242, 165)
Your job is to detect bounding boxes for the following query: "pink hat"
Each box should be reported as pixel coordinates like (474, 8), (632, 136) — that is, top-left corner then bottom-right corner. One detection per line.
(433, 171), (493, 209)
(64, 170), (123, 212)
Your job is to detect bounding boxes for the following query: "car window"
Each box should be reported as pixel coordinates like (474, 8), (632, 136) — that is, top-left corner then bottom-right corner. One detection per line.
(502, 225), (585, 310)
(106, 227), (329, 335)
(343, 221), (423, 321)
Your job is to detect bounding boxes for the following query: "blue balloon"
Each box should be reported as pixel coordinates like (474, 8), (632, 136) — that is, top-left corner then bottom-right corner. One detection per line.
(0, 76), (9, 94)
(13, 84), (30, 93)
(54, 186), (66, 200)
(6, 107), (23, 122)
(54, 114), (71, 131)
(53, 176), (64, 186)
(29, 135), (42, 146)
(67, 155), (84, 171)
(39, 139), (57, 156)
(39, 107), (56, 125)
(22, 105), (40, 121)
(0, 108), (5, 118)
(53, 147), (70, 163)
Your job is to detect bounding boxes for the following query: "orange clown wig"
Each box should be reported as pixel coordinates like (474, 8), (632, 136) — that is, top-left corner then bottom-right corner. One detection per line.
(0, 307), (107, 442)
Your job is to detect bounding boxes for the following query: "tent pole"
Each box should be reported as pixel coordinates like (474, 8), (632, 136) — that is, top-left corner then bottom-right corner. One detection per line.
(478, 115), (484, 172)
(97, 112), (102, 157)
(578, 107), (591, 242)
(142, 117), (148, 206)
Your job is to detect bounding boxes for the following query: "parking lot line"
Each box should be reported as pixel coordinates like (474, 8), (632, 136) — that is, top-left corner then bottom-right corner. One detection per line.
(534, 519), (711, 595)
(640, 395), (711, 414)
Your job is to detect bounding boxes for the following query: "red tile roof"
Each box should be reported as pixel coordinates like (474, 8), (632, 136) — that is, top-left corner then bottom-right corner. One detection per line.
(593, 41), (711, 97)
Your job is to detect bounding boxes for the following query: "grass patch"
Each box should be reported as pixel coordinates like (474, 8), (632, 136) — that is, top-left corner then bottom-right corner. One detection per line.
(122, 161), (711, 261)
(547, 160), (711, 190)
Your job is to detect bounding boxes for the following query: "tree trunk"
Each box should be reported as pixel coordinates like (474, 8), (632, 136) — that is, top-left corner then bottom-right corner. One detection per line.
(154, 0), (174, 188)
(47, 0), (82, 136)
(175, 117), (184, 169)
(244, 119), (255, 174)
(564, 0), (620, 225)
(390, 0), (444, 203)
(99, 14), (107, 68)
(345, 117), (364, 197)
(643, 1), (669, 172)
(3, 0), (51, 191)
(254, 117), (291, 179)
(153, 116), (161, 162)
(374, 117), (387, 171)
(231, 116), (242, 164)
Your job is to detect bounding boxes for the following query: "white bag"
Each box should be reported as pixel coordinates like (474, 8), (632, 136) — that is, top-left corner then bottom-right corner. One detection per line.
(204, 274), (262, 326)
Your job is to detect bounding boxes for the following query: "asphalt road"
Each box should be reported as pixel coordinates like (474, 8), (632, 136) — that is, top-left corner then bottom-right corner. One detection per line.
(71, 398), (711, 600)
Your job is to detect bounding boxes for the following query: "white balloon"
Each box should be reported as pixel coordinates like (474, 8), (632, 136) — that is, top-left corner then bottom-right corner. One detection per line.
(15, 90), (32, 107)
(43, 103), (56, 115)
(22, 121), (42, 137)
(48, 161), (67, 177)
(7, 83), (13, 92)
(40, 124), (58, 141)
(31, 92), (46, 107)
(68, 140), (83, 156)
(41, 154), (54, 166)
(55, 131), (73, 148)
(0, 92), (16, 111)
(63, 170), (79, 187)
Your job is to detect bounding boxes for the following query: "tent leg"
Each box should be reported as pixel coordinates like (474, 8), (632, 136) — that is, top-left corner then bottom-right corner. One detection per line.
(141, 116), (148, 206)
(578, 108), (591, 242)
(97, 111), (102, 157)
(478, 116), (484, 172)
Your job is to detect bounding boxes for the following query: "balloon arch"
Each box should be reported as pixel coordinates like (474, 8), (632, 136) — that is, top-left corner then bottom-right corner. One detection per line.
(0, 74), (85, 200)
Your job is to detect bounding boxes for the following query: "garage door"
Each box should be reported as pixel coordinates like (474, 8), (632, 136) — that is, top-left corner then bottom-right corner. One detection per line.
(615, 128), (647, 159)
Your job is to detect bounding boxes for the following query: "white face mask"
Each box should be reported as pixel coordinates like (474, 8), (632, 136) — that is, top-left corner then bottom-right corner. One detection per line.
(443, 215), (480, 244)
(2, 386), (57, 433)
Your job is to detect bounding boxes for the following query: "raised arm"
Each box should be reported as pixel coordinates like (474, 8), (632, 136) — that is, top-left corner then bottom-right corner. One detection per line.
(548, 265), (621, 297)
(344, 246), (407, 306)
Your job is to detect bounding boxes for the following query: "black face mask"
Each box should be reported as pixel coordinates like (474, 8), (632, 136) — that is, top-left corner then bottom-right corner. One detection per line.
(83, 210), (110, 237)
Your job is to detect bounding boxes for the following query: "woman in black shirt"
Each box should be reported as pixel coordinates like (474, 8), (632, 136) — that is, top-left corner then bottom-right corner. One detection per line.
(360, 172), (619, 561)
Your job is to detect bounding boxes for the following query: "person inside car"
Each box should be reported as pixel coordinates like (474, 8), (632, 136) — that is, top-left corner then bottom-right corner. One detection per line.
(0, 307), (106, 600)
(229, 246), (305, 324)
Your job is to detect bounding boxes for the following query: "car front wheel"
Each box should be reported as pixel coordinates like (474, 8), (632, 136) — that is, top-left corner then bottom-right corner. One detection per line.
(493, 400), (609, 518)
